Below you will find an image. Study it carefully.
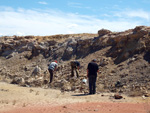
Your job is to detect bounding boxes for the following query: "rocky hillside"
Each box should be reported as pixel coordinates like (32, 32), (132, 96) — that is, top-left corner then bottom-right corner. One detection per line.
(0, 26), (150, 97)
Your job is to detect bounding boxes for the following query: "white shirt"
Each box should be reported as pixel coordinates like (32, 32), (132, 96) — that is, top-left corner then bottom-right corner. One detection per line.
(48, 62), (58, 71)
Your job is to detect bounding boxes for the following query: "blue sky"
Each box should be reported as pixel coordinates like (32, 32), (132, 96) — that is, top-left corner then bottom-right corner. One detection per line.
(0, 0), (150, 36)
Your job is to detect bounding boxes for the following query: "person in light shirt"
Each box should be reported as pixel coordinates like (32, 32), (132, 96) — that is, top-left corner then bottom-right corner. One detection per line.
(48, 60), (58, 83)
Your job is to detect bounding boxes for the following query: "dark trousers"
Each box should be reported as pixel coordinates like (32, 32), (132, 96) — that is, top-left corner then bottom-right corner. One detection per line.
(71, 66), (79, 77)
(88, 76), (97, 94)
(48, 69), (53, 83)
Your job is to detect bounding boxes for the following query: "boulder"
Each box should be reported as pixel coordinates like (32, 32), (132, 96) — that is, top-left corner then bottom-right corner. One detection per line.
(114, 93), (123, 99)
(98, 29), (112, 36)
(32, 66), (41, 76)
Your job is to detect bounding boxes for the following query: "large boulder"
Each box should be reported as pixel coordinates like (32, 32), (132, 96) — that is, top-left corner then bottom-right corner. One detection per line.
(98, 29), (112, 37)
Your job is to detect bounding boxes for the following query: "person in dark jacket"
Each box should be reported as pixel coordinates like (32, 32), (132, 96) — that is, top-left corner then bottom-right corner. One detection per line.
(70, 61), (80, 78)
(87, 59), (99, 94)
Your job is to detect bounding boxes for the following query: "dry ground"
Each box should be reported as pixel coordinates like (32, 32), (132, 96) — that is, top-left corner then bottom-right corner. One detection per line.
(0, 82), (150, 113)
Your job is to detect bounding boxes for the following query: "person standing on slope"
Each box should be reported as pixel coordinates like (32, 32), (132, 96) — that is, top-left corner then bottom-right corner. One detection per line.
(87, 59), (99, 94)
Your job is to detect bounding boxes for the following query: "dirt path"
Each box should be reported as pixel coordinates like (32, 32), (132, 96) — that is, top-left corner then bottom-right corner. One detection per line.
(0, 82), (150, 113)
(3, 102), (150, 113)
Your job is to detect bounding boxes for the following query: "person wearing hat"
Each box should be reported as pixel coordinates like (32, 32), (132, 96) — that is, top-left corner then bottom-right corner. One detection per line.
(48, 60), (58, 83)
(70, 60), (80, 78)
(87, 59), (99, 94)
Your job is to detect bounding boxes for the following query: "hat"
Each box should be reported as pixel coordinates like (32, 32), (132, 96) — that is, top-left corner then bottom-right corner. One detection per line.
(54, 60), (57, 63)
(92, 59), (97, 62)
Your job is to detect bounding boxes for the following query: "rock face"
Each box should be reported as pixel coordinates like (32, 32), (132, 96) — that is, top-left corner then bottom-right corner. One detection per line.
(0, 26), (150, 97)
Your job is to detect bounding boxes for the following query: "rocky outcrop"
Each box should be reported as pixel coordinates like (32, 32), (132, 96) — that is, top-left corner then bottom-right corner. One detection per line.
(105, 26), (150, 64)
(98, 29), (112, 36)
(0, 26), (150, 97)
(1, 26), (149, 62)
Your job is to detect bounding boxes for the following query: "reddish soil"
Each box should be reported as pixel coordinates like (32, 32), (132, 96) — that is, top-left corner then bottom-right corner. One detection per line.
(3, 102), (150, 113)
(1, 82), (150, 113)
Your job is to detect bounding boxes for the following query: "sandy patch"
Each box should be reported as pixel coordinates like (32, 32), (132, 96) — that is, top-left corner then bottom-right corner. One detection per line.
(0, 82), (150, 113)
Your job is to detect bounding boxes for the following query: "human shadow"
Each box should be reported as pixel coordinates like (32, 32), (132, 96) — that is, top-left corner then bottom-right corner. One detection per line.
(72, 93), (90, 96)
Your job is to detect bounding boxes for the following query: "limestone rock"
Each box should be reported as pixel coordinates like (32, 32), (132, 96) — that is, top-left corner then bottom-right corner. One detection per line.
(32, 66), (41, 76)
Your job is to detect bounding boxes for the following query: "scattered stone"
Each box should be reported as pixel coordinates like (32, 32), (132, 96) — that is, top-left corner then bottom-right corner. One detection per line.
(0, 89), (9, 92)
(23, 103), (26, 107)
(94, 109), (99, 112)
(29, 89), (34, 93)
(142, 95), (146, 100)
(35, 91), (39, 95)
(32, 66), (41, 76)
(12, 100), (16, 105)
(63, 105), (67, 108)
(114, 94), (123, 99)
